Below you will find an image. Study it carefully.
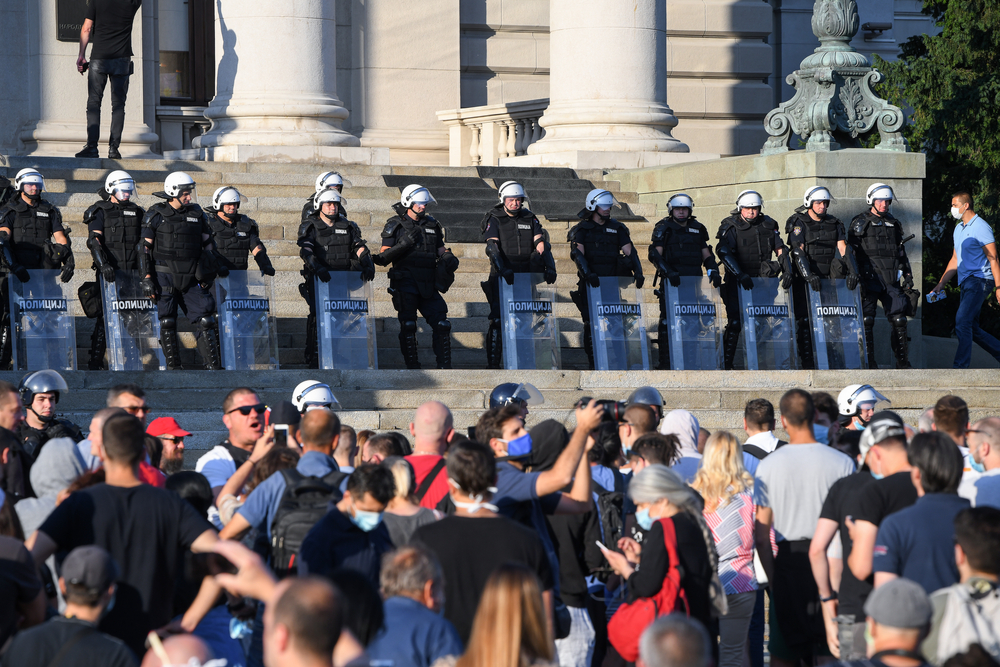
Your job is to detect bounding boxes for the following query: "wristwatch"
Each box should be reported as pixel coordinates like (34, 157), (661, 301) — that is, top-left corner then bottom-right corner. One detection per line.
(820, 593), (838, 602)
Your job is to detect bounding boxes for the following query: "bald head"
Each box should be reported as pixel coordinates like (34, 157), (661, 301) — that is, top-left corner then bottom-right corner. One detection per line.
(265, 577), (342, 665)
(141, 634), (213, 667)
(299, 408), (341, 455)
(410, 401), (453, 454)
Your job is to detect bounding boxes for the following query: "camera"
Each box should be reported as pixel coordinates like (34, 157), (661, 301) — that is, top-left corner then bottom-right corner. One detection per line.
(577, 397), (627, 423)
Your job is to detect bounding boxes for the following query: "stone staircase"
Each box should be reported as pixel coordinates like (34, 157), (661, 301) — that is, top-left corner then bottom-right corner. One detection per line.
(0, 156), (659, 370)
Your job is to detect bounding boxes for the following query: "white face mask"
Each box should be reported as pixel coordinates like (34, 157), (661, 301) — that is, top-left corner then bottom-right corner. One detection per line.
(951, 206), (964, 220)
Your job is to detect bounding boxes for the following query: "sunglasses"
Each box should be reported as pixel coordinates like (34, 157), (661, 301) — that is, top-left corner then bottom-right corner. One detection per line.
(123, 405), (151, 415)
(160, 436), (185, 443)
(227, 403), (267, 416)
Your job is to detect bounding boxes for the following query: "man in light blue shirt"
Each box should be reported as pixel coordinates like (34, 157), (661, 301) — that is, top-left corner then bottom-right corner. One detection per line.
(931, 192), (1000, 368)
(968, 417), (1000, 509)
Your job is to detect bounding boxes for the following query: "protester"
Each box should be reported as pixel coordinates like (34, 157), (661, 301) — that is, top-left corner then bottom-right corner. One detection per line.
(0, 380), (31, 502)
(660, 409), (703, 482)
(107, 384), (151, 424)
(337, 425), (358, 472)
(269, 400), (302, 451)
(363, 433), (406, 464)
(406, 401), (455, 510)
(637, 614), (712, 667)
(382, 457), (439, 546)
(741, 398), (783, 474)
(217, 446), (299, 527)
(164, 471), (214, 523)
(0, 489), (45, 650)
(812, 391), (840, 445)
(629, 432), (681, 476)
(934, 396), (980, 497)
(838, 578), (933, 667)
(141, 634), (215, 667)
(146, 416), (191, 475)
(968, 418), (1000, 508)
(78, 406), (124, 470)
(14, 437), (86, 539)
(619, 403), (659, 455)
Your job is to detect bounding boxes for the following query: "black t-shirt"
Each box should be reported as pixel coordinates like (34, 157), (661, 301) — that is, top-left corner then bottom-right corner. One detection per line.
(38, 483), (214, 655)
(819, 471), (874, 620)
(86, 0), (142, 60)
(546, 509), (604, 608)
(413, 515), (554, 645)
(0, 536), (42, 649)
(852, 471), (919, 527)
(1, 616), (137, 667)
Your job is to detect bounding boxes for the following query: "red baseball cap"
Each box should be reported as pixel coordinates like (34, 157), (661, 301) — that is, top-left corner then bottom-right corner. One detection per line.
(146, 416), (192, 438)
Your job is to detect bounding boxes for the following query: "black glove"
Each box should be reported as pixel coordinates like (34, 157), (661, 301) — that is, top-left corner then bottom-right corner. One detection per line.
(708, 270), (721, 289)
(738, 274), (754, 291)
(361, 264), (375, 282)
(781, 271), (793, 290)
(404, 227), (423, 247)
(254, 252), (276, 277)
(667, 271), (681, 288)
(502, 268), (515, 285)
(634, 274), (645, 289)
(60, 264), (74, 283)
(13, 264), (30, 283)
(101, 264), (117, 283)
(807, 275), (822, 292)
(141, 277), (159, 299)
(215, 258), (230, 278)
(315, 267), (331, 283)
(901, 273), (913, 290)
(846, 272), (859, 291)
(586, 272), (600, 288)
(543, 267), (557, 285)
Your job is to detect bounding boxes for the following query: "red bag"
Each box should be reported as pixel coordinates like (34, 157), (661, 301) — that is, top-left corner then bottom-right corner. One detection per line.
(607, 517), (689, 662)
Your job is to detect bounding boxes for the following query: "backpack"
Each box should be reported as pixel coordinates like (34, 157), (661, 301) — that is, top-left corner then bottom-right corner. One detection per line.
(935, 581), (1000, 664)
(742, 438), (787, 461)
(270, 468), (347, 577)
(593, 471), (626, 550)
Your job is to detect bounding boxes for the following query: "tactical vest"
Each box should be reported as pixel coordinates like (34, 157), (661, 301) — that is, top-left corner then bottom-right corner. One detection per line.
(653, 217), (705, 276)
(209, 212), (256, 271)
(722, 214), (777, 278)
(787, 212), (841, 277)
(853, 211), (900, 283)
(391, 215), (441, 285)
(486, 207), (537, 271)
(5, 200), (56, 269)
(91, 200), (143, 270)
(150, 203), (204, 285)
(304, 214), (356, 270)
(571, 218), (625, 277)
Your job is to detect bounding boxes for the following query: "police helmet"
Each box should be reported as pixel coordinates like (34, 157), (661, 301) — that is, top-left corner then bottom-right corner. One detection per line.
(314, 188), (344, 212)
(667, 194), (694, 213)
(736, 190), (763, 209)
(627, 386), (665, 419)
(292, 380), (341, 413)
(866, 183), (894, 205)
(212, 186), (244, 209)
(164, 172), (196, 199)
(498, 181), (527, 203)
(315, 172), (347, 194)
(104, 170), (135, 200)
(585, 189), (618, 211)
(14, 169), (44, 193)
(837, 384), (890, 418)
(803, 186), (833, 207)
(19, 370), (69, 407)
(489, 382), (545, 410)
(400, 185), (436, 209)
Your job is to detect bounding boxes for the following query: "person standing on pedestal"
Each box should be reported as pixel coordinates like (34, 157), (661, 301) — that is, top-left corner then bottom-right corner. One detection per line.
(848, 184), (914, 369)
(786, 186), (860, 369)
(930, 191), (1000, 369)
(648, 194), (721, 370)
(82, 170), (145, 370)
(139, 172), (222, 370)
(297, 189), (375, 369)
(481, 181), (557, 369)
(374, 185), (459, 370)
(74, 0), (142, 159)
(302, 172), (347, 222)
(567, 189), (643, 370)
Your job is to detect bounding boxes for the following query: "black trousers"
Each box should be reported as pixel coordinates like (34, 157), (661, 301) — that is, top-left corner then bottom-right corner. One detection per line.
(86, 58), (131, 148)
(861, 280), (908, 320)
(156, 273), (216, 331)
(391, 284), (447, 327)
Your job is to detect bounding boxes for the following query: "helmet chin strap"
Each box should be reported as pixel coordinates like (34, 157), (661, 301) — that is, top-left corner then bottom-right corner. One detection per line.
(28, 405), (54, 424)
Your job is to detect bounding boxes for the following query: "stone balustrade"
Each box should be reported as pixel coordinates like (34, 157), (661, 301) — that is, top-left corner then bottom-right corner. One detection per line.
(437, 99), (548, 167)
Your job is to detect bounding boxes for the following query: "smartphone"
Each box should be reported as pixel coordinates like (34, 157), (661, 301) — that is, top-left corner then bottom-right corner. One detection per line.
(595, 540), (610, 552)
(274, 424), (288, 448)
(187, 552), (238, 580)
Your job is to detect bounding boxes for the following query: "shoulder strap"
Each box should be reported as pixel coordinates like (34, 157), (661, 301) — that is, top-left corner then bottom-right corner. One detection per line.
(775, 439), (788, 449)
(742, 444), (769, 460)
(415, 458), (447, 501)
(657, 518), (689, 614)
(46, 625), (98, 667)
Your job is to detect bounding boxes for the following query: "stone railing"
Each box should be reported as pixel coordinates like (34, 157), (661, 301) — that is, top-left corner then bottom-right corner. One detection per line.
(437, 99), (548, 167)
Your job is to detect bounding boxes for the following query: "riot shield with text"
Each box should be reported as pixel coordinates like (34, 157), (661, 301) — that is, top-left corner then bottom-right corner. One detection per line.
(587, 277), (650, 371)
(9, 270), (76, 371)
(666, 277), (723, 370)
(500, 273), (560, 370)
(808, 279), (867, 369)
(215, 271), (279, 370)
(316, 272), (377, 370)
(737, 278), (797, 370)
(102, 270), (165, 371)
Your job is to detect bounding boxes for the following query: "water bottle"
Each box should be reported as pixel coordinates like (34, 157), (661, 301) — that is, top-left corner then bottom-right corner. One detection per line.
(926, 290), (947, 304)
(230, 617), (253, 640)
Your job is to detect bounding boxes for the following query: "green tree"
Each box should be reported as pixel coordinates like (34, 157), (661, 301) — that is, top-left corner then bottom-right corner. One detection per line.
(874, 0), (1000, 336)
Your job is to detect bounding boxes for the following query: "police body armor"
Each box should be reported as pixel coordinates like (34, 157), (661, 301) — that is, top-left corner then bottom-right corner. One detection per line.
(652, 217), (706, 276)
(386, 212), (443, 290)
(786, 211), (841, 277)
(301, 214), (359, 272)
(570, 218), (625, 278)
(5, 199), (58, 269)
(719, 213), (780, 278)
(482, 206), (538, 273)
(208, 211), (258, 271)
(85, 200), (143, 270)
(149, 202), (205, 292)
(852, 211), (901, 285)
(17, 418), (84, 461)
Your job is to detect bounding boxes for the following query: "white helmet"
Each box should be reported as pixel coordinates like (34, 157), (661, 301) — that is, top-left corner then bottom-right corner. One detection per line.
(585, 189), (618, 211)
(803, 186), (833, 207)
(164, 172), (196, 198)
(667, 193), (694, 213)
(314, 188), (344, 212)
(866, 183), (894, 205)
(212, 186), (243, 209)
(104, 170), (135, 200)
(400, 184), (436, 208)
(315, 171), (346, 193)
(736, 190), (763, 209)
(498, 181), (527, 202)
(14, 168), (44, 192)
(292, 380), (341, 413)
(837, 384), (890, 418)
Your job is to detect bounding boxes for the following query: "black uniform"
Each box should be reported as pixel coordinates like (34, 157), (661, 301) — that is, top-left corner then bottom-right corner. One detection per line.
(647, 215), (719, 370)
(715, 212), (789, 370)
(297, 209), (372, 368)
(16, 417), (84, 463)
(481, 204), (555, 368)
(848, 208), (913, 368)
(567, 213), (641, 369)
(375, 203), (458, 369)
(83, 193), (145, 369)
(301, 194), (346, 222)
(140, 200), (219, 369)
(207, 209), (274, 274)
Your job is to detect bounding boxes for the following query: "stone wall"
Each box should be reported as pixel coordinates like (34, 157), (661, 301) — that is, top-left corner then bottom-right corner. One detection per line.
(0, 0), (30, 155)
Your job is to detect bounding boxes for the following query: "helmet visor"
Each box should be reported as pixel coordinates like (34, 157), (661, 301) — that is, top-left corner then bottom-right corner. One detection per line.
(112, 180), (136, 200)
(512, 383), (544, 406)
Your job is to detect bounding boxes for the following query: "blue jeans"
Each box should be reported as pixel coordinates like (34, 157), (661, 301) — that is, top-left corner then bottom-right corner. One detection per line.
(954, 276), (1000, 368)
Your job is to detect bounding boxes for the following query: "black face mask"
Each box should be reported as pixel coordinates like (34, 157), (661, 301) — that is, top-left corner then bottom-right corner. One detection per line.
(597, 210), (611, 222)
(23, 192), (40, 202)
(412, 208), (426, 220)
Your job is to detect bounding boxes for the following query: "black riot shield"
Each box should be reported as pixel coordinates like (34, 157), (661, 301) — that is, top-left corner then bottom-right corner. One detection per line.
(808, 279), (867, 369)
(316, 272), (378, 370)
(500, 273), (560, 370)
(666, 276), (724, 370)
(587, 277), (650, 371)
(737, 277), (797, 370)
(215, 271), (279, 370)
(9, 270), (76, 371)
(102, 270), (166, 371)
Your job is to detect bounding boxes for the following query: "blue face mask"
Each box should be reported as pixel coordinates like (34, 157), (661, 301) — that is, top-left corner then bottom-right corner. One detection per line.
(636, 507), (653, 531)
(971, 457), (987, 474)
(814, 423), (830, 445)
(870, 470), (884, 480)
(350, 507), (383, 532)
(504, 433), (533, 459)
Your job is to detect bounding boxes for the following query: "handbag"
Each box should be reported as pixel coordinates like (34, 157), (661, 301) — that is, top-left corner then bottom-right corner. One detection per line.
(607, 517), (689, 662)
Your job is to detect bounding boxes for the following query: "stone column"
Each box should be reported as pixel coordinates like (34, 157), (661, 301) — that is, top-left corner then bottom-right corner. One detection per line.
(527, 0), (687, 156)
(194, 0), (368, 162)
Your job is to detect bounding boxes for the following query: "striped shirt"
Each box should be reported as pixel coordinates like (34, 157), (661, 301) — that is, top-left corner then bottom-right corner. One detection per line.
(703, 490), (758, 595)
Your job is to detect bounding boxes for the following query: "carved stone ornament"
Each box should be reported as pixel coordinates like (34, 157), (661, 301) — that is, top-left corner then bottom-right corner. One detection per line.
(761, 0), (907, 154)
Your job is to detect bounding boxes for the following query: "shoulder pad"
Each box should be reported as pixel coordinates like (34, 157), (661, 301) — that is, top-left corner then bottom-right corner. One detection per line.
(296, 220), (316, 239)
(850, 213), (870, 233)
(382, 218), (403, 238)
(187, 204), (205, 216)
(825, 214), (845, 228)
(717, 218), (739, 238)
(349, 221), (362, 235)
(651, 220), (669, 241)
(567, 223), (583, 242)
(689, 218), (709, 233)
(760, 215), (779, 231)
(83, 203), (102, 224)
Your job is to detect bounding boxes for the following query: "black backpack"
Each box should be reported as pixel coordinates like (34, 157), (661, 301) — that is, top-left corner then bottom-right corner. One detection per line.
(593, 469), (626, 549)
(270, 468), (347, 577)
(742, 439), (787, 461)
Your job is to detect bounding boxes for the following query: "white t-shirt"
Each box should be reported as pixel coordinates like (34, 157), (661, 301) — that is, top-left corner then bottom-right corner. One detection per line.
(196, 445), (237, 529)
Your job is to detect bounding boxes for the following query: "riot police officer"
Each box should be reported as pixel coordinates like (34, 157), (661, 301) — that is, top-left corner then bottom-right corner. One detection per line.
(83, 170), (145, 369)
(716, 190), (793, 370)
(16, 370), (84, 463)
(785, 185), (861, 368)
(302, 171), (346, 221)
(297, 188), (375, 368)
(207, 186), (276, 276)
(139, 171), (222, 370)
(568, 188), (643, 369)
(0, 169), (75, 367)
(848, 183), (914, 369)
(648, 193), (721, 370)
(374, 185), (459, 369)
(481, 181), (557, 368)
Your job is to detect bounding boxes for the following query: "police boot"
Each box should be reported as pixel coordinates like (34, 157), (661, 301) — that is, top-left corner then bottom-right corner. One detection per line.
(723, 323), (741, 371)
(432, 320), (452, 370)
(399, 320), (420, 369)
(891, 315), (911, 369)
(88, 315), (107, 370)
(197, 316), (223, 370)
(304, 313), (318, 369)
(796, 318), (815, 370)
(657, 318), (671, 370)
(159, 317), (184, 370)
(486, 320), (502, 369)
(582, 327), (595, 370)
(863, 317), (877, 369)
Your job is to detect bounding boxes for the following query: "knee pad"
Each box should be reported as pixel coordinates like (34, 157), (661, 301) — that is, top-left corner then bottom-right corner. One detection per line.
(891, 314), (907, 328)
(400, 320), (418, 335)
(432, 319), (452, 334)
(198, 315), (218, 331)
(160, 317), (177, 331)
(863, 316), (876, 329)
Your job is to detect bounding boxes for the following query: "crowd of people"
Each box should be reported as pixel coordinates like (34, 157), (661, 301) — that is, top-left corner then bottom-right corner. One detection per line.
(1, 376), (1000, 667)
